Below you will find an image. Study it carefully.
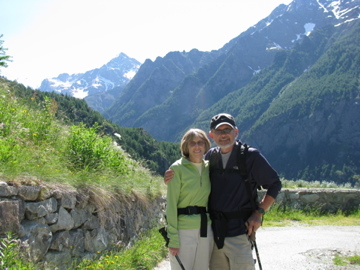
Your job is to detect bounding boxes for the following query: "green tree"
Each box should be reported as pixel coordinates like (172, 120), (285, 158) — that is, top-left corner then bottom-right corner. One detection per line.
(0, 34), (11, 69)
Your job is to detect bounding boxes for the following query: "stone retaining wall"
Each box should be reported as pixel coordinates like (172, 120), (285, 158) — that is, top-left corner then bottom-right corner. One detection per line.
(0, 182), (359, 269)
(0, 181), (166, 269)
(261, 188), (360, 213)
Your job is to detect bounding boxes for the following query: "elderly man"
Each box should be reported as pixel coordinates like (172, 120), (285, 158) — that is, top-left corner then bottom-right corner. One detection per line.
(165, 113), (282, 270)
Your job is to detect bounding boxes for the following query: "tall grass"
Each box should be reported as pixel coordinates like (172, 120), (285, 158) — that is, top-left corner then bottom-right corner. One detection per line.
(0, 81), (162, 195)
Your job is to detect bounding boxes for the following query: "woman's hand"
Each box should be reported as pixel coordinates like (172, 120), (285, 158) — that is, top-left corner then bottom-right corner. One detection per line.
(164, 169), (175, 184)
(168, 247), (180, 256)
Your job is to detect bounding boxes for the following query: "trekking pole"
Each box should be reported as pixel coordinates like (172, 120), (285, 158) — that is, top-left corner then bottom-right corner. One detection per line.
(158, 227), (186, 270)
(175, 255), (186, 270)
(250, 232), (262, 270)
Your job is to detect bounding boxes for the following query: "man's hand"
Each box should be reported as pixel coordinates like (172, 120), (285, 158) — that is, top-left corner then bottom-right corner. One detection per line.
(164, 169), (175, 184)
(245, 212), (263, 236)
(246, 195), (275, 235)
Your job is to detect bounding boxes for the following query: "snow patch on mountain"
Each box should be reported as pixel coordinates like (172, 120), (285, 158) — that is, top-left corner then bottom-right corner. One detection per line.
(124, 70), (137, 80)
(266, 42), (283, 50)
(40, 53), (141, 99)
(72, 88), (88, 99)
(47, 78), (73, 90)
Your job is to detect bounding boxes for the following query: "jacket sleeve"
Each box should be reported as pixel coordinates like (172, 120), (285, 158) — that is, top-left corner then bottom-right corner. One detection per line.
(248, 149), (282, 199)
(165, 165), (182, 248)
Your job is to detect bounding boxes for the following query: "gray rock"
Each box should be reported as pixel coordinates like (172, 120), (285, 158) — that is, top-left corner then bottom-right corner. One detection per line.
(50, 207), (75, 232)
(0, 181), (18, 196)
(44, 250), (72, 270)
(83, 214), (100, 230)
(25, 197), (57, 220)
(45, 212), (58, 224)
(71, 208), (91, 228)
(0, 200), (20, 234)
(85, 227), (108, 253)
(20, 220), (52, 262)
(69, 229), (85, 257)
(18, 185), (41, 201)
(60, 191), (77, 209)
(50, 230), (71, 251)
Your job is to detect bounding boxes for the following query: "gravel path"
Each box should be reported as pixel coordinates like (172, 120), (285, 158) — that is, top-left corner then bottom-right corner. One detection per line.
(154, 226), (360, 270)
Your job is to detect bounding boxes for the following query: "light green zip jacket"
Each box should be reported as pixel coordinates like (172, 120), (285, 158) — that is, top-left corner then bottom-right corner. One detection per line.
(166, 157), (211, 248)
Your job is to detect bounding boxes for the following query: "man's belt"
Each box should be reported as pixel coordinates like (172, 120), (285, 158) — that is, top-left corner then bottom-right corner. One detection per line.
(178, 206), (207, 237)
(210, 209), (253, 249)
(210, 209), (252, 220)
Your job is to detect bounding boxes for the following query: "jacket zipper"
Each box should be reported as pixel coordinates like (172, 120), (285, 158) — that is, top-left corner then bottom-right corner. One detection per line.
(200, 163), (203, 187)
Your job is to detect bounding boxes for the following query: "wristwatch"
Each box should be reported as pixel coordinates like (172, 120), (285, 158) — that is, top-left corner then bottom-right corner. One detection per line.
(256, 207), (265, 214)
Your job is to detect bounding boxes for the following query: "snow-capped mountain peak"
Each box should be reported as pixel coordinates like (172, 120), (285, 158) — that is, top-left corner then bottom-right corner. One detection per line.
(39, 53), (141, 99)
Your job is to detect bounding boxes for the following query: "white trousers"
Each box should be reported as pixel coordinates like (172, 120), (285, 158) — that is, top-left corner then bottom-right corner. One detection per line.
(170, 225), (214, 270)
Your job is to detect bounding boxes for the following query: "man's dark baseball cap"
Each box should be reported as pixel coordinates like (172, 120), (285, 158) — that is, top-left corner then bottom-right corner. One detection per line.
(210, 113), (236, 130)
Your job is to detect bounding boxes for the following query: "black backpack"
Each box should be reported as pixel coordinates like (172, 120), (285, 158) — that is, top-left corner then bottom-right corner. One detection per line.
(209, 143), (259, 211)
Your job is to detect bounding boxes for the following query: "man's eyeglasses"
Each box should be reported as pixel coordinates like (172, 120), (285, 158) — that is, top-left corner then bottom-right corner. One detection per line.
(189, 141), (205, 147)
(212, 128), (233, 135)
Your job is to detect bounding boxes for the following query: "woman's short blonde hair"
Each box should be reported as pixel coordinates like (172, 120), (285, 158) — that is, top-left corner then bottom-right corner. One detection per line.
(180, 128), (211, 158)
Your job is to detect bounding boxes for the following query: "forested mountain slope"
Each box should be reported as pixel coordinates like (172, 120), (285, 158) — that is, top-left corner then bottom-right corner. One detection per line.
(103, 0), (359, 183)
(196, 21), (360, 183)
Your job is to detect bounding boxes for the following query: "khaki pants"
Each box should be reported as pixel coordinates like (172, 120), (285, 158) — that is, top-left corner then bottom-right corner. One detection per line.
(210, 234), (255, 270)
(170, 225), (214, 270)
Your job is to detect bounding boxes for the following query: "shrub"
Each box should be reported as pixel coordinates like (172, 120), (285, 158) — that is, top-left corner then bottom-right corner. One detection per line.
(65, 123), (130, 174)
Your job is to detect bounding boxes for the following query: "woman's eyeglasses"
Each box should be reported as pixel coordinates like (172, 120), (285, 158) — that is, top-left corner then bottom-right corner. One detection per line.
(189, 141), (205, 147)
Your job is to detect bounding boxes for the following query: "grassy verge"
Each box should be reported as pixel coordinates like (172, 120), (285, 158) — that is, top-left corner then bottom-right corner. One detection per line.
(333, 254), (360, 266)
(74, 227), (168, 270)
(264, 206), (360, 227)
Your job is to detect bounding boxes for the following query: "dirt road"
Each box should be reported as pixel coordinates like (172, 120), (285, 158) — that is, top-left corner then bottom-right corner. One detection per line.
(154, 225), (360, 270)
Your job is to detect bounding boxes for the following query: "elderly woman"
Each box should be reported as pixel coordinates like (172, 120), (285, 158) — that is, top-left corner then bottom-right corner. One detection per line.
(166, 128), (214, 270)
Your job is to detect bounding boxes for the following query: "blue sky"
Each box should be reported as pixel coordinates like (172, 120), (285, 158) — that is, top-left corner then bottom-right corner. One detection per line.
(1, 0), (292, 88)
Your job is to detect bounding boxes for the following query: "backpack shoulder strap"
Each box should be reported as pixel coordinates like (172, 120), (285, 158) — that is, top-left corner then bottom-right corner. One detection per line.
(209, 148), (218, 172)
(238, 143), (249, 181)
(237, 143), (258, 211)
